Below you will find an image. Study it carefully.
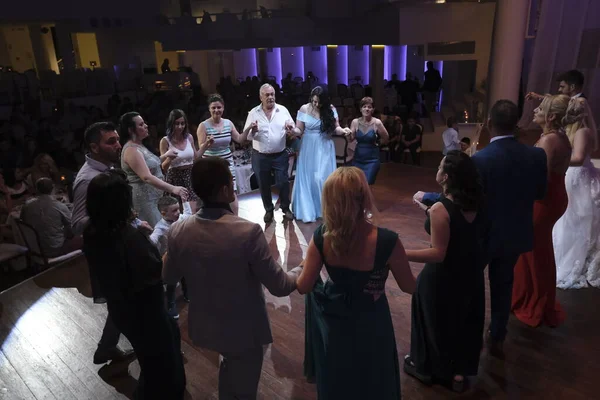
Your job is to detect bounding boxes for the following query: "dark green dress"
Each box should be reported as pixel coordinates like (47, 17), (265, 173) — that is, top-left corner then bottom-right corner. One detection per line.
(410, 197), (485, 382)
(304, 225), (401, 399)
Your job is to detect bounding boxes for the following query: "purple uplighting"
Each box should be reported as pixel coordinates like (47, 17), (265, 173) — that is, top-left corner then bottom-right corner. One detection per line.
(281, 47), (304, 81)
(399, 45), (407, 80)
(348, 45), (370, 85)
(303, 46), (328, 85)
(233, 49), (257, 79)
(337, 45), (348, 85)
(265, 48), (283, 85)
(384, 46), (391, 81)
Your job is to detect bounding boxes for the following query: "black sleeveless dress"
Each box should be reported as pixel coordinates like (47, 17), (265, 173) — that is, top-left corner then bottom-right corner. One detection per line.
(410, 197), (485, 382)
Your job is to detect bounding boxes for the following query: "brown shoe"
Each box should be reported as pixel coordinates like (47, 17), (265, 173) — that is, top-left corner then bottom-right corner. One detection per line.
(486, 331), (505, 359)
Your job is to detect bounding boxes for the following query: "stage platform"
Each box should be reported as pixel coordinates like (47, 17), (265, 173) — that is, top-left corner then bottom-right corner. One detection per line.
(1, 162), (599, 399)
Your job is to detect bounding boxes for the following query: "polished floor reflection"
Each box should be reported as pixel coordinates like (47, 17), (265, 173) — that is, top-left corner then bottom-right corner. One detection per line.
(1, 162), (599, 399)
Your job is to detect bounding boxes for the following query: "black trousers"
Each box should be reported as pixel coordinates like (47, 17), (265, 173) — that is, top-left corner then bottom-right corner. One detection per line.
(251, 150), (291, 212)
(98, 312), (121, 350)
(108, 284), (186, 399)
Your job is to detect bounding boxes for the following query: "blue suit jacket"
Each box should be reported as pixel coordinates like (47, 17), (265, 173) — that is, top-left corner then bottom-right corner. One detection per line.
(472, 137), (547, 258)
(423, 137), (547, 259)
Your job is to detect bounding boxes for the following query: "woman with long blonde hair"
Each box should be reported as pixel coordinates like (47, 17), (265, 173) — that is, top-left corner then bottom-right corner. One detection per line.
(296, 167), (415, 400)
(512, 94), (572, 328)
(553, 97), (600, 289)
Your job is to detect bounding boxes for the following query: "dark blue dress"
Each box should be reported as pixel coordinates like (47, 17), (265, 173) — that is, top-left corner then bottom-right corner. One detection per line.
(304, 225), (401, 399)
(352, 129), (380, 184)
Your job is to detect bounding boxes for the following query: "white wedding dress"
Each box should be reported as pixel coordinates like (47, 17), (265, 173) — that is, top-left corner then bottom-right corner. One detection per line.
(553, 157), (600, 289)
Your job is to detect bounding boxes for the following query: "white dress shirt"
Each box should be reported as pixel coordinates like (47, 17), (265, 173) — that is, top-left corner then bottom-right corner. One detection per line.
(244, 103), (292, 154)
(442, 128), (461, 155)
(150, 212), (192, 256)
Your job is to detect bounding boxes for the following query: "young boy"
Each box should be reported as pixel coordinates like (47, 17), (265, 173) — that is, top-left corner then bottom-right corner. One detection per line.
(150, 196), (191, 319)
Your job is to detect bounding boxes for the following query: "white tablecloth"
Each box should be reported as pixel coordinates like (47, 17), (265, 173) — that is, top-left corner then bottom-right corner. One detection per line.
(234, 164), (254, 194)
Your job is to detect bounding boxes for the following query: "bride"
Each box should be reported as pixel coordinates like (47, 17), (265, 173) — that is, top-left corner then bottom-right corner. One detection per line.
(553, 97), (600, 289)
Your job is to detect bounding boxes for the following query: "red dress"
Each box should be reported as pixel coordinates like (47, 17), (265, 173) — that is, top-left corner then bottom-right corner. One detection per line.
(512, 172), (567, 327)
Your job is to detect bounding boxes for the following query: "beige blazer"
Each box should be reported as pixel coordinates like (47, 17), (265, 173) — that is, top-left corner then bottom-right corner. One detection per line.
(163, 207), (299, 353)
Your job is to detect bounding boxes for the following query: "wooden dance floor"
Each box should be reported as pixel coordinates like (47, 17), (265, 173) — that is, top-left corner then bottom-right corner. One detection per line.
(1, 162), (599, 399)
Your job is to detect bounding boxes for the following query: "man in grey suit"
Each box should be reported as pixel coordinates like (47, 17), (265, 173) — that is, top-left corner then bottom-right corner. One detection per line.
(163, 157), (301, 399)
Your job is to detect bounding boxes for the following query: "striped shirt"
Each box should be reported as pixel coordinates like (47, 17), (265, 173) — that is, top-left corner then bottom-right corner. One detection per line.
(202, 118), (236, 188)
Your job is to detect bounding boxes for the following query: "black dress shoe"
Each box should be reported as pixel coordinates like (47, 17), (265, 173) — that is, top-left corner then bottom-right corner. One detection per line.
(264, 211), (274, 223)
(93, 347), (135, 365)
(282, 209), (294, 220)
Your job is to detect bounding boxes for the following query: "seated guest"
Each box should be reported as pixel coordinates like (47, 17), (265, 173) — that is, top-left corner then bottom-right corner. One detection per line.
(21, 178), (82, 257)
(297, 167), (416, 399)
(27, 153), (61, 192)
(399, 115), (422, 164)
(461, 137), (475, 156)
(83, 170), (185, 399)
(163, 157), (300, 399)
(149, 195), (190, 319)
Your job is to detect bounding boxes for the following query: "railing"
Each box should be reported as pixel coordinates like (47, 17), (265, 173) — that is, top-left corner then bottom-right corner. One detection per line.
(165, 7), (306, 26)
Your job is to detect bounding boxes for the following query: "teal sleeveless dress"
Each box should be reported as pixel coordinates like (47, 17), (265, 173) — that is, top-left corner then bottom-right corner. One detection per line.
(304, 225), (401, 399)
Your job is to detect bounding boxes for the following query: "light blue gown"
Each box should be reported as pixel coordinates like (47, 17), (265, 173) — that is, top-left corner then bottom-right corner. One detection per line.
(292, 110), (337, 223)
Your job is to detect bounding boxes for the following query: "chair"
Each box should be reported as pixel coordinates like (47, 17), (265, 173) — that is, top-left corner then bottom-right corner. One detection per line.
(337, 84), (349, 98)
(0, 243), (29, 266)
(402, 147), (422, 164)
(15, 219), (82, 272)
(380, 146), (391, 163)
(333, 136), (354, 166)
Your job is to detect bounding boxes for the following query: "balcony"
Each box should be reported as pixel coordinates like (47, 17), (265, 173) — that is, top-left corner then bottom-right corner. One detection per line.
(157, 1), (494, 51)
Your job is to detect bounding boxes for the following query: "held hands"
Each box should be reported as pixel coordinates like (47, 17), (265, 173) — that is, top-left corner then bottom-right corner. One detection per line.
(285, 120), (295, 133)
(138, 220), (153, 235)
(250, 121), (259, 134)
(205, 135), (215, 148)
(342, 127), (352, 137)
(413, 191), (425, 204)
(413, 198), (429, 212)
(173, 186), (189, 201)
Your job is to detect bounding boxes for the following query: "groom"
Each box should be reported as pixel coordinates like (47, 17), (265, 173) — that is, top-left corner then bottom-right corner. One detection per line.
(415, 100), (547, 358)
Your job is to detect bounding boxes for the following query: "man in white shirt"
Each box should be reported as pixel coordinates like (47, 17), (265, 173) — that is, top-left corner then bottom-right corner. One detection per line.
(243, 84), (298, 223)
(442, 117), (462, 155)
